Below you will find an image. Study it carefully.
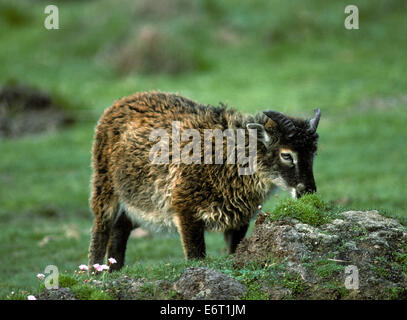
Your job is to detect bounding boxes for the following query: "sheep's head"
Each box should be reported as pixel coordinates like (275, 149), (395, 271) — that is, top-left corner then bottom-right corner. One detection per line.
(247, 109), (321, 198)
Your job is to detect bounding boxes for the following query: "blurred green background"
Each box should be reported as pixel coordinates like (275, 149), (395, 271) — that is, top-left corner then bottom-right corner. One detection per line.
(0, 0), (406, 298)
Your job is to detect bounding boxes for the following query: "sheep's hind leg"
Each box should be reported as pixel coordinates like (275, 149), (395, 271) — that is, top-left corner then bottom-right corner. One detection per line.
(107, 208), (138, 271)
(88, 200), (119, 272)
(224, 223), (249, 254)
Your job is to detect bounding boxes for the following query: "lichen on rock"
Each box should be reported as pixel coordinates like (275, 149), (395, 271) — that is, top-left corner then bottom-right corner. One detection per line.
(234, 210), (407, 299)
(174, 267), (247, 300)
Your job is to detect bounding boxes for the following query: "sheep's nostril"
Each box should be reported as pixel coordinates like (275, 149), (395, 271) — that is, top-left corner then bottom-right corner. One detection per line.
(296, 183), (316, 198)
(296, 183), (306, 193)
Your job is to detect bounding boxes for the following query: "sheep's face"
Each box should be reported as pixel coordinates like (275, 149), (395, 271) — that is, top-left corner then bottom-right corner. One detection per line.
(247, 109), (320, 198)
(271, 123), (319, 198)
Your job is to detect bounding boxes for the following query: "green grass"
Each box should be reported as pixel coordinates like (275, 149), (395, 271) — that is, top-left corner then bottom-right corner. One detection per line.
(268, 193), (339, 226)
(281, 273), (308, 296)
(312, 259), (345, 279)
(1, 0), (407, 298)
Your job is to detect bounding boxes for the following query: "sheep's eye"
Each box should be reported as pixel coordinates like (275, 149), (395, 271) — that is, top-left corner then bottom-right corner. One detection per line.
(280, 153), (293, 162)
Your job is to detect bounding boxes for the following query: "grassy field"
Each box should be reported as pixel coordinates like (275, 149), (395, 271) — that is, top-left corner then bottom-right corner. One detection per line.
(0, 0), (406, 298)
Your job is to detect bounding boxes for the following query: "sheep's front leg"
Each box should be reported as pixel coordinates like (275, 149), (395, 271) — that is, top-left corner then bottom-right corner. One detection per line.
(224, 223), (249, 254)
(174, 213), (206, 260)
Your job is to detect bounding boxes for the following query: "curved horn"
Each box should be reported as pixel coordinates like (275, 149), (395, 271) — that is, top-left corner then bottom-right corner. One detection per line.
(263, 110), (296, 138)
(309, 108), (321, 133)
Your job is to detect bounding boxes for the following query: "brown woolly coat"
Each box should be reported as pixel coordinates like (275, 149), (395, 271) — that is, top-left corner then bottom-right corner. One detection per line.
(90, 91), (274, 233)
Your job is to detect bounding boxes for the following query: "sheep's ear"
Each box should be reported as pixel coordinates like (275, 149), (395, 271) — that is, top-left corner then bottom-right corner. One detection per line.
(246, 123), (271, 147)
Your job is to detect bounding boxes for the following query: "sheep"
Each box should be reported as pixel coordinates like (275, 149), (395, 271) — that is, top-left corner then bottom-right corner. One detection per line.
(88, 91), (321, 271)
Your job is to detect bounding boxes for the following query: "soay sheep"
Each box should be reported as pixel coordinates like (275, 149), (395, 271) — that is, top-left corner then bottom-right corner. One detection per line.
(88, 91), (321, 270)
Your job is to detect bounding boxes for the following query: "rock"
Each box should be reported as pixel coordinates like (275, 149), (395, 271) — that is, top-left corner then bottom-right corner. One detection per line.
(234, 210), (407, 299)
(38, 287), (76, 300)
(129, 279), (145, 295)
(174, 267), (246, 300)
(90, 275), (176, 300)
(0, 84), (74, 138)
(267, 286), (292, 300)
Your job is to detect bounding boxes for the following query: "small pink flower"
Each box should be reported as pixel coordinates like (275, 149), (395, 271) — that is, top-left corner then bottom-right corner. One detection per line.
(27, 295), (36, 300)
(108, 258), (117, 265)
(101, 264), (110, 271)
(94, 264), (107, 272)
(79, 264), (88, 271)
(37, 273), (45, 280)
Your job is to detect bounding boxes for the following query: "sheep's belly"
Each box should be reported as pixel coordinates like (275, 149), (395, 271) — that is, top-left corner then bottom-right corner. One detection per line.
(121, 203), (177, 233)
